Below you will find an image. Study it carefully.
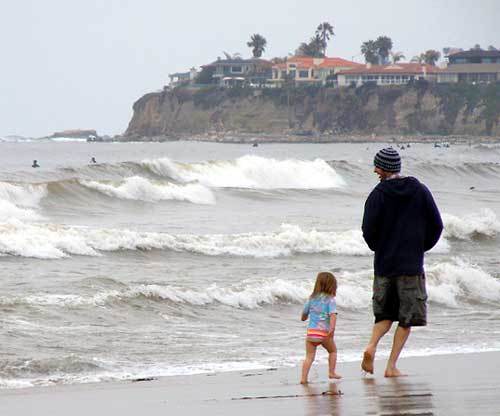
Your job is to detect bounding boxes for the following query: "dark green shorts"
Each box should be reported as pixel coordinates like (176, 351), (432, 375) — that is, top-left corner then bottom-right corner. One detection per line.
(372, 274), (427, 328)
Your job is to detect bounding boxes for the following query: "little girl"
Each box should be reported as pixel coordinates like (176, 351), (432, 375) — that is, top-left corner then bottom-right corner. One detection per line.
(300, 271), (341, 384)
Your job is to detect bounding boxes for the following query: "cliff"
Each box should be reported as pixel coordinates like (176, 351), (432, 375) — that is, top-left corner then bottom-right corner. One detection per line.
(124, 82), (500, 140)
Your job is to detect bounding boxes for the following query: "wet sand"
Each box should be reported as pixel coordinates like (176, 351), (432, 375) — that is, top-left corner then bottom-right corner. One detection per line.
(1, 351), (499, 415)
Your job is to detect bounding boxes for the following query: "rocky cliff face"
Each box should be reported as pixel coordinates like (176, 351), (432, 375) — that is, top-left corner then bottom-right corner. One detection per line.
(124, 82), (500, 139)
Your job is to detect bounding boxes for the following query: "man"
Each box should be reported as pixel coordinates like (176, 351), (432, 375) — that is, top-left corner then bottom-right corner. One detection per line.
(361, 147), (443, 377)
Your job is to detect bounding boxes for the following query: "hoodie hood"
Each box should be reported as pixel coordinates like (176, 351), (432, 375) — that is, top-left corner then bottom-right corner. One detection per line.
(375, 176), (421, 199)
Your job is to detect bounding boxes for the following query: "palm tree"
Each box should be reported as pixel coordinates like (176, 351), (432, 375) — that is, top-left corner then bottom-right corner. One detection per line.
(296, 35), (325, 57)
(374, 36), (393, 64)
(361, 40), (379, 65)
(247, 34), (267, 58)
(391, 51), (405, 63)
(423, 50), (441, 66)
(315, 22), (335, 55)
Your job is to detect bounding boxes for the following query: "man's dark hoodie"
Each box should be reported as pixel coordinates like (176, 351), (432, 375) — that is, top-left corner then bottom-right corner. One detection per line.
(362, 176), (443, 278)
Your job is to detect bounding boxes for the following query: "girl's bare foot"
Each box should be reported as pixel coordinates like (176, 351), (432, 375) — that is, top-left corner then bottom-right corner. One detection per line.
(361, 349), (375, 374)
(384, 368), (407, 378)
(329, 373), (342, 379)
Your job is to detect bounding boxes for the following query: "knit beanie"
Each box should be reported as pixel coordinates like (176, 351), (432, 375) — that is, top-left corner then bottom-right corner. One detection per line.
(374, 147), (401, 172)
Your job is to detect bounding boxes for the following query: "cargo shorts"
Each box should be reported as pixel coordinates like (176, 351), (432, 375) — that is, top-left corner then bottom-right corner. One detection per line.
(372, 274), (427, 328)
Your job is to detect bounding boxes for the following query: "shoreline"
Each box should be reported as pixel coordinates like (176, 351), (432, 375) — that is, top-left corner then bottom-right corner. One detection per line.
(1, 350), (499, 415)
(118, 132), (500, 144)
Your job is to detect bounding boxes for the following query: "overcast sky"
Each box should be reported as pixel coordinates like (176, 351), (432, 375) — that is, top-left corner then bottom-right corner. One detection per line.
(0, 0), (498, 137)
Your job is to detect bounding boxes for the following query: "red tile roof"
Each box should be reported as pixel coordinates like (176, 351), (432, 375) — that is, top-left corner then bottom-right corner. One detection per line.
(337, 63), (441, 75)
(316, 57), (363, 68)
(272, 56), (361, 70)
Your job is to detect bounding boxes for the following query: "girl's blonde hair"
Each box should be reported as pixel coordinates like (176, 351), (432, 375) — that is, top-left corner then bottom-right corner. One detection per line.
(310, 271), (337, 298)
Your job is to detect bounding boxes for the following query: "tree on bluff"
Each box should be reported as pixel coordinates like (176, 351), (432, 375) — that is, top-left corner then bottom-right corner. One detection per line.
(361, 40), (378, 65)
(247, 34), (267, 58)
(295, 21), (335, 57)
(361, 36), (394, 65)
(316, 22), (335, 55)
(296, 34), (326, 57)
(391, 51), (405, 63)
(412, 50), (441, 66)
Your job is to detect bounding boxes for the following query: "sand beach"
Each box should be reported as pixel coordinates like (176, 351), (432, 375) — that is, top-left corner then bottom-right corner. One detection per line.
(1, 351), (499, 415)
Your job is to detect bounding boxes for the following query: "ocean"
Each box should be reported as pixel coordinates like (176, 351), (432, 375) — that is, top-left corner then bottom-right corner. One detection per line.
(1, 139), (499, 389)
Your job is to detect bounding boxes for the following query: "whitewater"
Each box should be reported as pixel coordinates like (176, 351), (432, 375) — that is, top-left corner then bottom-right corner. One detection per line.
(1, 140), (500, 389)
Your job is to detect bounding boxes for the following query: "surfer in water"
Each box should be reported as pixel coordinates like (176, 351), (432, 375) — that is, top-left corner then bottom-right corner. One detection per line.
(90, 157), (97, 164)
(32, 160), (40, 168)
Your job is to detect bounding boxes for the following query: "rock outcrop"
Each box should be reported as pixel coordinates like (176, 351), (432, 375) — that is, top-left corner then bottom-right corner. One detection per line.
(49, 129), (98, 139)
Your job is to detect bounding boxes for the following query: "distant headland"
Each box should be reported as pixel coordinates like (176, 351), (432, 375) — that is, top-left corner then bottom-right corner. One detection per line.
(121, 27), (500, 142)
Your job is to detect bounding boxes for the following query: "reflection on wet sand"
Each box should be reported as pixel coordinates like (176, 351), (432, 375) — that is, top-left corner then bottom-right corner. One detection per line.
(362, 377), (434, 415)
(301, 382), (343, 416)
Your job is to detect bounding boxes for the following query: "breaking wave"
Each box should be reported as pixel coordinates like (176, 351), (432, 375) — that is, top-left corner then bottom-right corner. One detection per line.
(0, 223), (373, 259)
(0, 181), (46, 221)
(0, 274), (374, 311)
(442, 209), (500, 240)
(0, 279), (311, 310)
(1, 259), (497, 311)
(142, 155), (346, 189)
(426, 258), (500, 307)
(80, 176), (215, 204)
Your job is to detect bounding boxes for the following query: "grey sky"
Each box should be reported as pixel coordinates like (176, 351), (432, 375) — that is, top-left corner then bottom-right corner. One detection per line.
(1, 0), (498, 137)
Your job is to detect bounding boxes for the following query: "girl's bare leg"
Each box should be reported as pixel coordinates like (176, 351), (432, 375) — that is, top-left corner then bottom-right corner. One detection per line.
(323, 338), (341, 379)
(300, 341), (317, 384)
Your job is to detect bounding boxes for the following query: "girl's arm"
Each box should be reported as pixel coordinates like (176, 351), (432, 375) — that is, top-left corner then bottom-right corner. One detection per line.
(327, 313), (337, 336)
(301, 301), (310, 321)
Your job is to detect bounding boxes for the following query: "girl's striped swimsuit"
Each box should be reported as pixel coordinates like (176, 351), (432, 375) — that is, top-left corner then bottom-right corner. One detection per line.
(303, 294), (337, 340)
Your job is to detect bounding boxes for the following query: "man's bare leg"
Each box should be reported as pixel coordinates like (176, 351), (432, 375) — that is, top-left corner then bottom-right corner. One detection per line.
(362, 320), (392, 374)
(384, 326), (411, 377)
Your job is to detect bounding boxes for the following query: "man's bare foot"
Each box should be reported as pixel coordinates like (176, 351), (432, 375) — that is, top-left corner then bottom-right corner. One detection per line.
(384, 368), (407, 378)
(300, 380), (308, 384)
(329, 373), (342, 379)
(361, 350), (374, 374)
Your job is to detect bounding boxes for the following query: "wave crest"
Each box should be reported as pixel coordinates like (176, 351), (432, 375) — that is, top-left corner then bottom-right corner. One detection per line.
(426, 258), (500, 307)
(442, 209), (500, 240)
(142, 155), (346, 189)
(80, 176), (215, 204)
(0, 181), (46, 221)
(0, 222), (374, 259)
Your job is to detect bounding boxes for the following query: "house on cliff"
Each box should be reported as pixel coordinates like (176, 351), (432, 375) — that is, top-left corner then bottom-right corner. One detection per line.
(168, 67), (198, 88)
(438, 49), (500, 83)
(269, 56), (362, 86)
(201, 57), (272, 87)
(336, 63), (441, 87)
